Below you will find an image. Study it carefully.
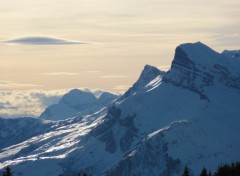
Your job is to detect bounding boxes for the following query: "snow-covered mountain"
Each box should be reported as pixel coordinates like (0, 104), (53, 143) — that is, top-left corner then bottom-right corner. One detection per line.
(39, 89), (119, 121)
(0, 117), (53, 150)
(119, 64), (165, 100)
(222, 49), (240, 59)
(0, 42), (239, 176)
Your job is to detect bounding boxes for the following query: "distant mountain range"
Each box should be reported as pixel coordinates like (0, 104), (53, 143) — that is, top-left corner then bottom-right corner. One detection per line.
(0, 42), (239, 176)
(39, 89), (119, 121)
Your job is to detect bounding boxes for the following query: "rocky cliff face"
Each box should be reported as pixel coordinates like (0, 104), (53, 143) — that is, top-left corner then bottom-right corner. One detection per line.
(163, 42), (240, 101)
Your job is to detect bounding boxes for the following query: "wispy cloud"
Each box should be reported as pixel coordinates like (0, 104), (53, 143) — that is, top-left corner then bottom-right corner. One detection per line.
(206, 33), (239, 42)
(113, 85), (130, 90)
(101, 76), (127, 79)
(1, 36), (89, 45)
(85, 71), (101, 73)
(41, 72), (79, 76)
(108, 33), (172, 37)
(0, 80), (42, 90)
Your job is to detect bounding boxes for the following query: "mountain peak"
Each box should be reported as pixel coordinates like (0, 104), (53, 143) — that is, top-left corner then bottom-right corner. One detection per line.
(178, 41), (210, 50)
(119, 65), (165, 100)
(40, 89), (119, 120)
(178, 41), (219, 61)
(136, 64), (166, 89)
(143, 64), (158, 71)
(171, 41), (226, 70)
(60, 89), (97, 106)
(1, 42), (240, 176)
(133, 65), (164, 88)
(140, 64), (165, 80)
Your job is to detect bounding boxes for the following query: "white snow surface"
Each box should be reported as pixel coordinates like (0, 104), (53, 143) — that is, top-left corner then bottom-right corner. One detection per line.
(39, 89), (119, 121)
(0, 42), (240, 176)
(222, 49), (240, 59)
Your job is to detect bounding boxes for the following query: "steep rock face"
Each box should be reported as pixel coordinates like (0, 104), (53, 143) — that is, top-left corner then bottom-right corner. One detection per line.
(163, 42), (240, 100)
(104, 121), (186, 176)
(102, 42), (240, 175)
(105, 118), (240, 176)
(40, 89), (118, 121)
(90, 106), (138, 153)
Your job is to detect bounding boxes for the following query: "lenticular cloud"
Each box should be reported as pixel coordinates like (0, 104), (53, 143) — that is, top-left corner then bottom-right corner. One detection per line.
(1, 36), (88, 45)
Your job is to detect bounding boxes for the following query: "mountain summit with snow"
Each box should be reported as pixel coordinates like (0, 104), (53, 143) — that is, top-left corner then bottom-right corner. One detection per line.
(40, 89), (118, 121)
(0, 42), (239, 176)
(120, 64), (165, 99)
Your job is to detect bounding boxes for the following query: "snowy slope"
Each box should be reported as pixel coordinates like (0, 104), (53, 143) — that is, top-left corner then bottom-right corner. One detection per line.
(40, 89), (118, 121)
(0, 117), (53, 150)
(222, 49), (240, 59)
(119, 64), (165, 100)
(0, 42), (240, 176)
(104, 42), (240, 175)
(105, 118), (240, 176)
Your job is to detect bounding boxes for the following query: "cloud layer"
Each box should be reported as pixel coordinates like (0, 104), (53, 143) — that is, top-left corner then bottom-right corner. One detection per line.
(101, 75), (127, 79)
(1, 36), (88, 45)
(0, 88), (120, 118)
(0, 89), (67, 118)
(41, 72), (79, 76)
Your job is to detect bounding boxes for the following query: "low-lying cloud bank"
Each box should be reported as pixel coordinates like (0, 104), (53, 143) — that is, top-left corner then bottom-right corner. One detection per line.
(0, 89), (68, 118)
(0, 88), (119, 118)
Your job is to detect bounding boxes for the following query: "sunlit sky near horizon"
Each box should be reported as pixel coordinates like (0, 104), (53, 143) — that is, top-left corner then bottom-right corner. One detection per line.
(1, 0), (239, 117)
(1, 0), (240, 92)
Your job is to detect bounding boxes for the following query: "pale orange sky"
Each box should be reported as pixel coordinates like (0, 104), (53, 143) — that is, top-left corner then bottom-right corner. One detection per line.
(0, 0), (240, 92)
